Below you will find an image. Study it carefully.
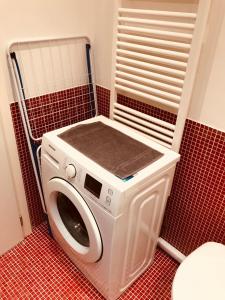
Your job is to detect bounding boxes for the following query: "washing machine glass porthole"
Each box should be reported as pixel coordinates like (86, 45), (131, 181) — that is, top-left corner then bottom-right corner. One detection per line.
(57, 192), (90, 247)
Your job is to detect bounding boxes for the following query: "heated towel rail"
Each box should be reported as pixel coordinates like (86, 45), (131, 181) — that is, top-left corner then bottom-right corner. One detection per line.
(110, 0), (211, 152)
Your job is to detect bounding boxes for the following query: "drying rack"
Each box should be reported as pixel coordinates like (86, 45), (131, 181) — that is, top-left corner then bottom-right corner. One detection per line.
(8, 36), (97, 212)
(110, 0), (211, 152)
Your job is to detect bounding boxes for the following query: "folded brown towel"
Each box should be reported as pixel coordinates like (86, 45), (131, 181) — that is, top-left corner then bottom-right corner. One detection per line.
(58, 122), (163, 179)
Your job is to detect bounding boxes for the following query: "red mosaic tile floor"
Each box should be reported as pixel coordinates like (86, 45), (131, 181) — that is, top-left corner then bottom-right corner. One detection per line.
(0, 223), (178, 300)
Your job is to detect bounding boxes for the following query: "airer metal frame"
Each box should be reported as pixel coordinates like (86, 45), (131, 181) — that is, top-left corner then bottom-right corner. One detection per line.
(8, 35), (98, 214)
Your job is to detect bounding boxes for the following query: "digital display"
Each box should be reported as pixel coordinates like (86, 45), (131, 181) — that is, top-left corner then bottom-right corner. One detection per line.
(84, 174), (102, 198)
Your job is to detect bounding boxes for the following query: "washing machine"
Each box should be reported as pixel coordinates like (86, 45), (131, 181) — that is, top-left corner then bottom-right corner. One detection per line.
(41, 115), (179, 300)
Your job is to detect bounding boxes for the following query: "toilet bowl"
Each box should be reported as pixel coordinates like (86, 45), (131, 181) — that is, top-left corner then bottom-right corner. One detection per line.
(172, 242), (225, 300)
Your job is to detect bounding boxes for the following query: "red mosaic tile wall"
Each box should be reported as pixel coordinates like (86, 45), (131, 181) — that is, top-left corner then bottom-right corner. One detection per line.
(96, 86), (225, 255)
(96, 85), (110, 117)
(26, 85), (95, 139)
(161, 120), (225, 255)
(10, 85), (96, 228)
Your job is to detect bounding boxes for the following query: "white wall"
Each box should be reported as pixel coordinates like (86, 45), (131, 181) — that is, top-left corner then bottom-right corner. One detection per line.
(189, 0), (225, 131)
(0, 0), (95, 102)
(91, 0), (114, 88)
(0, 60), (32, 236)
(0, 116), (24, 254)
(93, 0), (225, 132)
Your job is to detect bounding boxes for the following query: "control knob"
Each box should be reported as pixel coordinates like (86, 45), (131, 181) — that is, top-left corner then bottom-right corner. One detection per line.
(65, 164), (76, 179)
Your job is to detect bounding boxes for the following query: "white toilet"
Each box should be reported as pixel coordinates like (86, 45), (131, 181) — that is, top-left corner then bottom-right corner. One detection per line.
(172, 242), (225, 300)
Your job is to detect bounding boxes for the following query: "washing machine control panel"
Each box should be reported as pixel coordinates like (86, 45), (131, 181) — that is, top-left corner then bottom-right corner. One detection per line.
(62, 158), (119, 215)
(84, 174), (102, 199)
(65, 164), (76, 179)
(83, 172), (116, 212)
(42, 132), (124, 216)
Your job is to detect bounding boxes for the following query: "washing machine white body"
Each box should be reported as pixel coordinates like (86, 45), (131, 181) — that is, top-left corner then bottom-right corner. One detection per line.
(41, 116), (179, 300)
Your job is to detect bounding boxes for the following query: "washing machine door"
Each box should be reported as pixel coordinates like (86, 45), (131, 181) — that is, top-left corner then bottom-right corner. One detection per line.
(46, 178), (102, 263)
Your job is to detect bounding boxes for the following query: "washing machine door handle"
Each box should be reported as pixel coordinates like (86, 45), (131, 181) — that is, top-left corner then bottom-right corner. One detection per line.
(46, 178), (102, 263)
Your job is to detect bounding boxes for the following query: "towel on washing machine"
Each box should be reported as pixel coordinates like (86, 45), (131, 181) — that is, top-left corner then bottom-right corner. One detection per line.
(58, 121), (163, 179)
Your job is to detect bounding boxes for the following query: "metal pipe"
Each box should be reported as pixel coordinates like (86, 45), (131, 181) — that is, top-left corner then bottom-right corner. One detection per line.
(116, 49), (187, 69)
(117, 41), (189, 60)
(113, 115), (172, 148)
(114, 103), (176, 130)
(9, 55), (46, 213)
(118, 8), (197, 19)
(118, 17), (195, 30)
(115, 70), (182, 94)
(115, 77), (181, 102)
(118, 25), (193, 40)
(115, 84), (180, 109)
(113, 108), (174, 138)
(118, 33), (191, 50)
(158, 237), (186, 263)
(116, 63), (184, 86)
(116, 56), (186, 78)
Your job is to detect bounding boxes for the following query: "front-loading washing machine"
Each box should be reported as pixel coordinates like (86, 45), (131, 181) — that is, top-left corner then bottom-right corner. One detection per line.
(41, 115), (179, 300)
